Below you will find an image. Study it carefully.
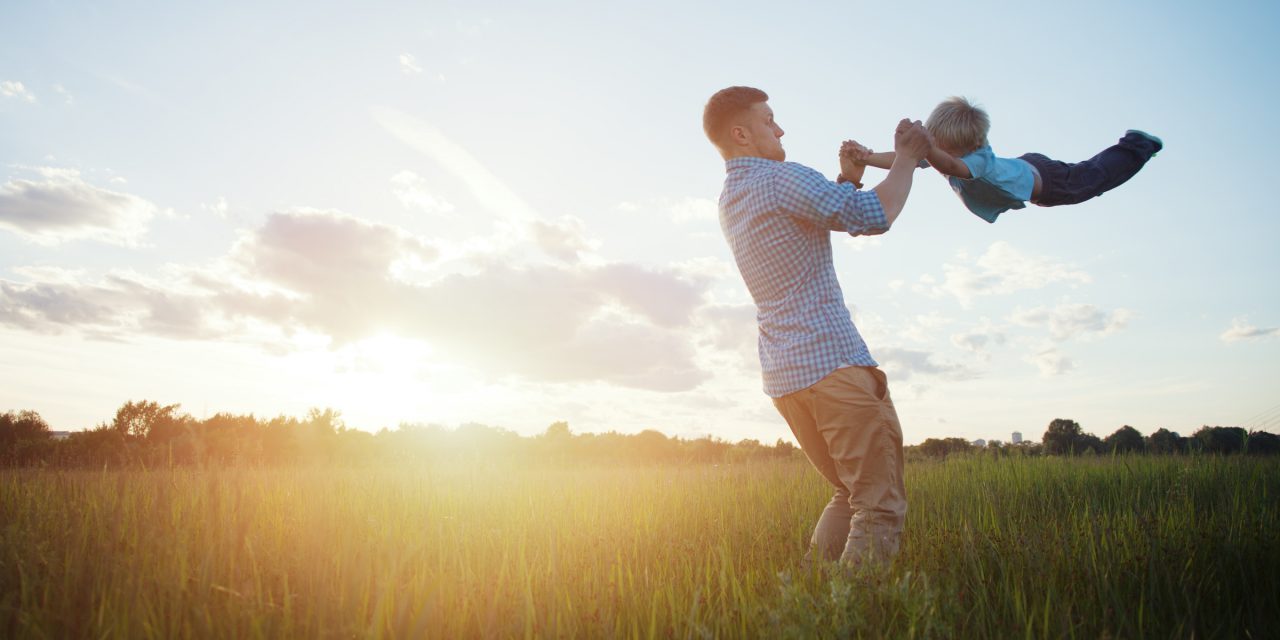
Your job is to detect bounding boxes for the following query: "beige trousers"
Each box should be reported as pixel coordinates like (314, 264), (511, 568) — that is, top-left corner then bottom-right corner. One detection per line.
(773, 366), (907, 567)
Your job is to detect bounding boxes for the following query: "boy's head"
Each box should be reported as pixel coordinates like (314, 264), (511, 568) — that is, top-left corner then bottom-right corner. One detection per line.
(926, 96), (989, 156)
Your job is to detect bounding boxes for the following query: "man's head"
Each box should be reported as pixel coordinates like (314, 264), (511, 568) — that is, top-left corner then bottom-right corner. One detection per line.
(926, 96), (989, 156)
(703, 86), (785, 161)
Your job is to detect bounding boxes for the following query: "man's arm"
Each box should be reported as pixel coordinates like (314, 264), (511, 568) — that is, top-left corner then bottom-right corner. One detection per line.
(871, 119), (932, 227)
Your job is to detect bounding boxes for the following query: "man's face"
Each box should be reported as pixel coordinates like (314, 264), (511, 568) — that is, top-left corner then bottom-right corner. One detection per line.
(742, 101), (785, 161)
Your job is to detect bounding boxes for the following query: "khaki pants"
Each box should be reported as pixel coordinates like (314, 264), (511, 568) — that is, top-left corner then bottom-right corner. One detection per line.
(773, 366), (907, 567)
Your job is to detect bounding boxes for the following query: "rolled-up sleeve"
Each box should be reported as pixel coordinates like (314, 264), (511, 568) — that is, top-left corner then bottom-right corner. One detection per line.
(772, 162), (889, 236)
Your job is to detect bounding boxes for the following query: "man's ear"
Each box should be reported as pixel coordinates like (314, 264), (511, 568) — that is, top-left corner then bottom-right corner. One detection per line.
(729, 124), (749, 147)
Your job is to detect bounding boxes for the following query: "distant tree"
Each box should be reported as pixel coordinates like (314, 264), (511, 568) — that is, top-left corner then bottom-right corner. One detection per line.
(1077, 433), (1105, 455)
(917, 437), (974, 459)
(1104, 425), (1145, 454)
(1194, 426), (1247, 454)
(1043, 419), (1084, 455)
(1247, 431), (1280, 455)
(110, 400), (183, 439)
(0, 410), (51, 448)
(1146, 428), (1184, 454)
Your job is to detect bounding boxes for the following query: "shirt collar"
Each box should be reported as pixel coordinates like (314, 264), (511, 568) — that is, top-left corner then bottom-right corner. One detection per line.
(725, 156), (779, 172)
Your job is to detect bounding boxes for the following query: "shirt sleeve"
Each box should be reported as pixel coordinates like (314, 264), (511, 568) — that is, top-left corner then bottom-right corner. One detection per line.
(772, 162), (889, 236)
(959, 146), (993, 180)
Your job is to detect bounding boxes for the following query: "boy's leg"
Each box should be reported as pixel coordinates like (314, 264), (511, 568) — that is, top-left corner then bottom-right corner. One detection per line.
(1021, 131), (1161, 206)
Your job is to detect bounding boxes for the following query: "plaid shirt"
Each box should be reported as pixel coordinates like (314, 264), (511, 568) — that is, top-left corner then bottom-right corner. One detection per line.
(718, 157), (889, 397)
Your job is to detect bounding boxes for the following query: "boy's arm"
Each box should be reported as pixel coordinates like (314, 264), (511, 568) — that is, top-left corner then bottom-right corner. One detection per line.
(861, 151), (896, 170)
(925, 146), (972, 179)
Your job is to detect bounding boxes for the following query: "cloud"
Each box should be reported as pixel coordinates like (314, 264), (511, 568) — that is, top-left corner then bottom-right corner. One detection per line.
(1220, 317), (1280, 343)
(203, 197), (229, 220)
(372, 107), (538, 225)
(950, 319), (1007, 355)
(874, 347), (976, 381)
(1010, 303), (1132, 341)
(1, 81), (36, 102)
(530, 215), (597, 263)
(1, 208), (714, 392)
(52, 83), (73, 104)
(0, 168), (161, 245)
(399, 53), (423, 74)
(617, 197), (718, 225)
(1027, 346), (1074, 377)
(920, 241), (1091, 307)
(390, 170), (455, 215)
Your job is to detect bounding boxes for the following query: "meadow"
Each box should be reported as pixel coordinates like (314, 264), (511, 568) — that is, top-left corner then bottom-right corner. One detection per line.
(1, 455), (1276, 638)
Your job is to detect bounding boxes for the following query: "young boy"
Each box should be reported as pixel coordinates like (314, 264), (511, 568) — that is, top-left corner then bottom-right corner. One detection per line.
(843, 96), (1163, 223)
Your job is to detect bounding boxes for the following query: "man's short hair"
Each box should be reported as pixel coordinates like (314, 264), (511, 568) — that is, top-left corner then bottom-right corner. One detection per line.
(703, 86), (768, 150)
(926, 96), (990, 155)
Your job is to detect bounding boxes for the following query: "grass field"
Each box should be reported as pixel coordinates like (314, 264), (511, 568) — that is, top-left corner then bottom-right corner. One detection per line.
(2, 455), (1276, 638)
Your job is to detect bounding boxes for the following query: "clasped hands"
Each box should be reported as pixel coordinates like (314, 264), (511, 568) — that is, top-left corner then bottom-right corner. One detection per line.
(838, 118), (933, 185)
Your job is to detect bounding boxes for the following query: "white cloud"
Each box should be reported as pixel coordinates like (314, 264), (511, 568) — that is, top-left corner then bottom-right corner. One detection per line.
(52, 83), (73, 105)
(372, 107), (538, 225)
(203, 197), (229, 220)
(950, 319), (1007, 355)
(1, 208), (715, 392)
(875, 347), (977, 381)
(1, 81), (36, 102)
(390, 170), (455, 215)
(617, 197), (718, 225)
(1220, 317), (1280, 343)
(530, 215), (597, 263)
(1010, 303), (1132, 341)
(921, 241), (1091, 307)
(0, 168), (160, 245)
(1028, 346), (1074, 377)
(399, 53), (423, 74)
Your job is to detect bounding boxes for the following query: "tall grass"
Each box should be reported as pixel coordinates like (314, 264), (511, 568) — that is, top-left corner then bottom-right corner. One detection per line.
(1, 456), (1276, 638)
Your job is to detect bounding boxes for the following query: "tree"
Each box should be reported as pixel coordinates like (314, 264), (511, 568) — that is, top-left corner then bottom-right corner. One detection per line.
(110, 400), (183, 439)
(1104, 425), (1145, 454)
(1146, 428), (1184, 454)
(1043, 418), (1084, 455)
(1194, 426), (1247, 454)
(0, 410), (51, 448)
(1247, 431), (1280, 455)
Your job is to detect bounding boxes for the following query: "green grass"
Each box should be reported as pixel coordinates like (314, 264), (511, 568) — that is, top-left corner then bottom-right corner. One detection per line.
(2, 456), (1276, 638)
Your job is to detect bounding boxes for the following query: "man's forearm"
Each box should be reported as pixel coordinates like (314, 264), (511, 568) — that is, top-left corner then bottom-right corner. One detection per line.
(872, 154), (919, 227)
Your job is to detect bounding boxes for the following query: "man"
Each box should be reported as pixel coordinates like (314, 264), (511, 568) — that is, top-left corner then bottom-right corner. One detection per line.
(703, 86), (930, 567)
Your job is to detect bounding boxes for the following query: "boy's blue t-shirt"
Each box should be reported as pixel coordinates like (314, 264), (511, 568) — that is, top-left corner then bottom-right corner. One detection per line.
(944, 145), (1036, 223)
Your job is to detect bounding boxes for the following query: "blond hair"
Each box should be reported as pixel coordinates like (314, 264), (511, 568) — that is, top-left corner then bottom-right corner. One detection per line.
(926, 96), (990, 155)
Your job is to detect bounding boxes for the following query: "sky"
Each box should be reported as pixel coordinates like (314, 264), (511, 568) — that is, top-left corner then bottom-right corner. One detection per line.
(2, 0), (1278, 445)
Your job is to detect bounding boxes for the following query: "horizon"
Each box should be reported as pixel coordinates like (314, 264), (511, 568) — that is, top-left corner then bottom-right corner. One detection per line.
(3, 1), (1278, 446)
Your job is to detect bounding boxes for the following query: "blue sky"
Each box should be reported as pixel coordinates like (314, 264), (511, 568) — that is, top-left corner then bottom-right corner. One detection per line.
(2, 0), (1278, 443)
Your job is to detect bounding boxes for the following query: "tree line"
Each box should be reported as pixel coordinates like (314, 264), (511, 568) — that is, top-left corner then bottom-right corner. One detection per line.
(4, 404), (1276, 468)
(0, 401), (801, 468)
(912, 418), (1280, 460)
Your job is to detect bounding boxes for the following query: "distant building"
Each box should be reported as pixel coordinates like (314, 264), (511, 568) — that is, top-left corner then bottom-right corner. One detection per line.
(972, 439), (986, 448)
(1012, 431), (1023, 444)
(50, 431), (72, 440)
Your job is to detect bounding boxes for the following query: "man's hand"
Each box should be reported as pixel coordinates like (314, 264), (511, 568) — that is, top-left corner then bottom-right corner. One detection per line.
(839, 140), (870, 186)
(893, 119), (931, 162)
(840, 140), (872, 165)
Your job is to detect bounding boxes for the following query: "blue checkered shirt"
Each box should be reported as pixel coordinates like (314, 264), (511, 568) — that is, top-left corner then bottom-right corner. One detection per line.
(718, 156), (889, 397)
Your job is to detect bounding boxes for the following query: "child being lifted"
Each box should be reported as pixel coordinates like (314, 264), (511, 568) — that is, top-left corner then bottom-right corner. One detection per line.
(842, 96), (1162, 223)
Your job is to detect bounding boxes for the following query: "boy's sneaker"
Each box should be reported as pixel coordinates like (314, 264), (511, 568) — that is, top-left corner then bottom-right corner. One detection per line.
(1126, 129), (1163, 156)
